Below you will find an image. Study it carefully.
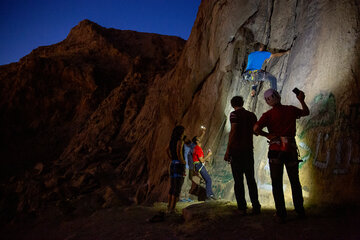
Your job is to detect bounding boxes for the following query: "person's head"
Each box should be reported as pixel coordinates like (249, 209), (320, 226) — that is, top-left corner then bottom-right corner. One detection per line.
(264, 89), (281, 106)
(170, 125), (185, 143)
(192, 136), (201, 146)
(183, 135), (191, 145)
(231, 96), (244, 109)
(254, 42), (266, 51)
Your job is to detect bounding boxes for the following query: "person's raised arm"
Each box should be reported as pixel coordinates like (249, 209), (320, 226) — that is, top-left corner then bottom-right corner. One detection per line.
(297, 91), (310, 117)
(198, 126), (206, 142)
(270, 50), (290, 59)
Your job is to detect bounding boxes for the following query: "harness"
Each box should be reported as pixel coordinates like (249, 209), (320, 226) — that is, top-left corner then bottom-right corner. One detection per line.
(243, 69), (265, 81)
(268, 137), (302, 164)
(194, 161), (205, 172)
(269, 136), (297, 152)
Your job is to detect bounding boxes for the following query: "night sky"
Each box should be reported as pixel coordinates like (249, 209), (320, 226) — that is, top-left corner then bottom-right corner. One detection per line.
(0, 0), (201, 65)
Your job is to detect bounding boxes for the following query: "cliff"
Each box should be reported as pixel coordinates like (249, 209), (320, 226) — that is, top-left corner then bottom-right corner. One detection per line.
(0, 19), (185, 221)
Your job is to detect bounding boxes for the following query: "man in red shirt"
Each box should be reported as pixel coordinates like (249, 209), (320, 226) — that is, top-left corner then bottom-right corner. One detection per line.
(224, 96), (261, 215)
(254, 88), (309, 223)
(192, 137), (215, 200)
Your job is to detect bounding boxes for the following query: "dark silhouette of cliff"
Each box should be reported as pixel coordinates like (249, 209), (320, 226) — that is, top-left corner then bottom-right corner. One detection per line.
(0, 19), (185, 223)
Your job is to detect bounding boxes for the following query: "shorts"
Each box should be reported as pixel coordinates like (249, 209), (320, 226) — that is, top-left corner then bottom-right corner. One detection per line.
(169, 160), (185, 178)
(169, 160), (185, 197)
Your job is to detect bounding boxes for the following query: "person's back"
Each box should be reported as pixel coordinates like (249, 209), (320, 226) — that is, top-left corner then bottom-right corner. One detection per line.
(228, 108), (257, 156)
(187, 142), (196, 170)
(258, 104), (302, 137)
(245, 51), (271, 71)
(225, 96), (261, 214)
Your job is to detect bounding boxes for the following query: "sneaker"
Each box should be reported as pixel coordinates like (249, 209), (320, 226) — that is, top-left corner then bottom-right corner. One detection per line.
(205, 195), (217, 202)
(251, 85), (258, 97)
(209, 195), (217, 200)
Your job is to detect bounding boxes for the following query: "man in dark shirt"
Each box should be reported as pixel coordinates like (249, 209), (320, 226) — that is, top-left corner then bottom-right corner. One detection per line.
(224, 96), (261, 215)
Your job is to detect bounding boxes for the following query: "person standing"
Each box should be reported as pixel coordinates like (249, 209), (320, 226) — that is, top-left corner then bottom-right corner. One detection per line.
(192, 136), (215, 200)
(187, 126), (207, 178)
(180, 137), (193, 202)
(253, 88), (309, 223)
(224, 96), (261, 215)
(166, 125), (186, 213)
(184, 126), (206, 197)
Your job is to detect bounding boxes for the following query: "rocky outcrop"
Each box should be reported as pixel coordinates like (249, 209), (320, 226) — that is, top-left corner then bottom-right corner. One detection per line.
(1, 0), (360, 223)
(183, 0), (360, 206)
(0, 19), (185, 222)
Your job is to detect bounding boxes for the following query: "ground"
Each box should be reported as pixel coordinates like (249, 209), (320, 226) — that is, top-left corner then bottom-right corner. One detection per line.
(1, 201), (359, 240)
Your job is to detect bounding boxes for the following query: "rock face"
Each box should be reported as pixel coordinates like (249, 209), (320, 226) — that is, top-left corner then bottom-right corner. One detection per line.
(1, 0), (360, 223)
(119, 0), (359, 207)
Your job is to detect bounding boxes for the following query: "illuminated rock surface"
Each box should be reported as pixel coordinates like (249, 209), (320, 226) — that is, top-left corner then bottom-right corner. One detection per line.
(0, 0), (360, 236)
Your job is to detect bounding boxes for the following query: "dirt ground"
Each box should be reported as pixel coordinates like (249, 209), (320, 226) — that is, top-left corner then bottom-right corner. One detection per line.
(1, 200), (360, 240)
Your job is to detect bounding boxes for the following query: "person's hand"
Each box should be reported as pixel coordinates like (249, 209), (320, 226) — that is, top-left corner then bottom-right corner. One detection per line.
(266, 133), (277, 140)
(224, 153), (231, 164)
(207, 149), (212, 157)
(296, 91), (305, 102)
(200, 126), (206, 132)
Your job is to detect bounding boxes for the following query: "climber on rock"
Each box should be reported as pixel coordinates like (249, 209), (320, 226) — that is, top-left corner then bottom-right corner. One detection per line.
(243, 43), (289, 97)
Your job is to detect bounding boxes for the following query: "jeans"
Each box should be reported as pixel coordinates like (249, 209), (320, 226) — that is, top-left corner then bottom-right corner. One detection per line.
(194, 163), (214, 197)
(268, 150), (305, 217)
(242, 70), (277, 90)
(230, 152), (261, 210)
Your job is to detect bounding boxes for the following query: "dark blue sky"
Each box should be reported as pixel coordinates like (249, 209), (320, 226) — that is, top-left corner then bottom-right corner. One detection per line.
(0, 0), (201, 65)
